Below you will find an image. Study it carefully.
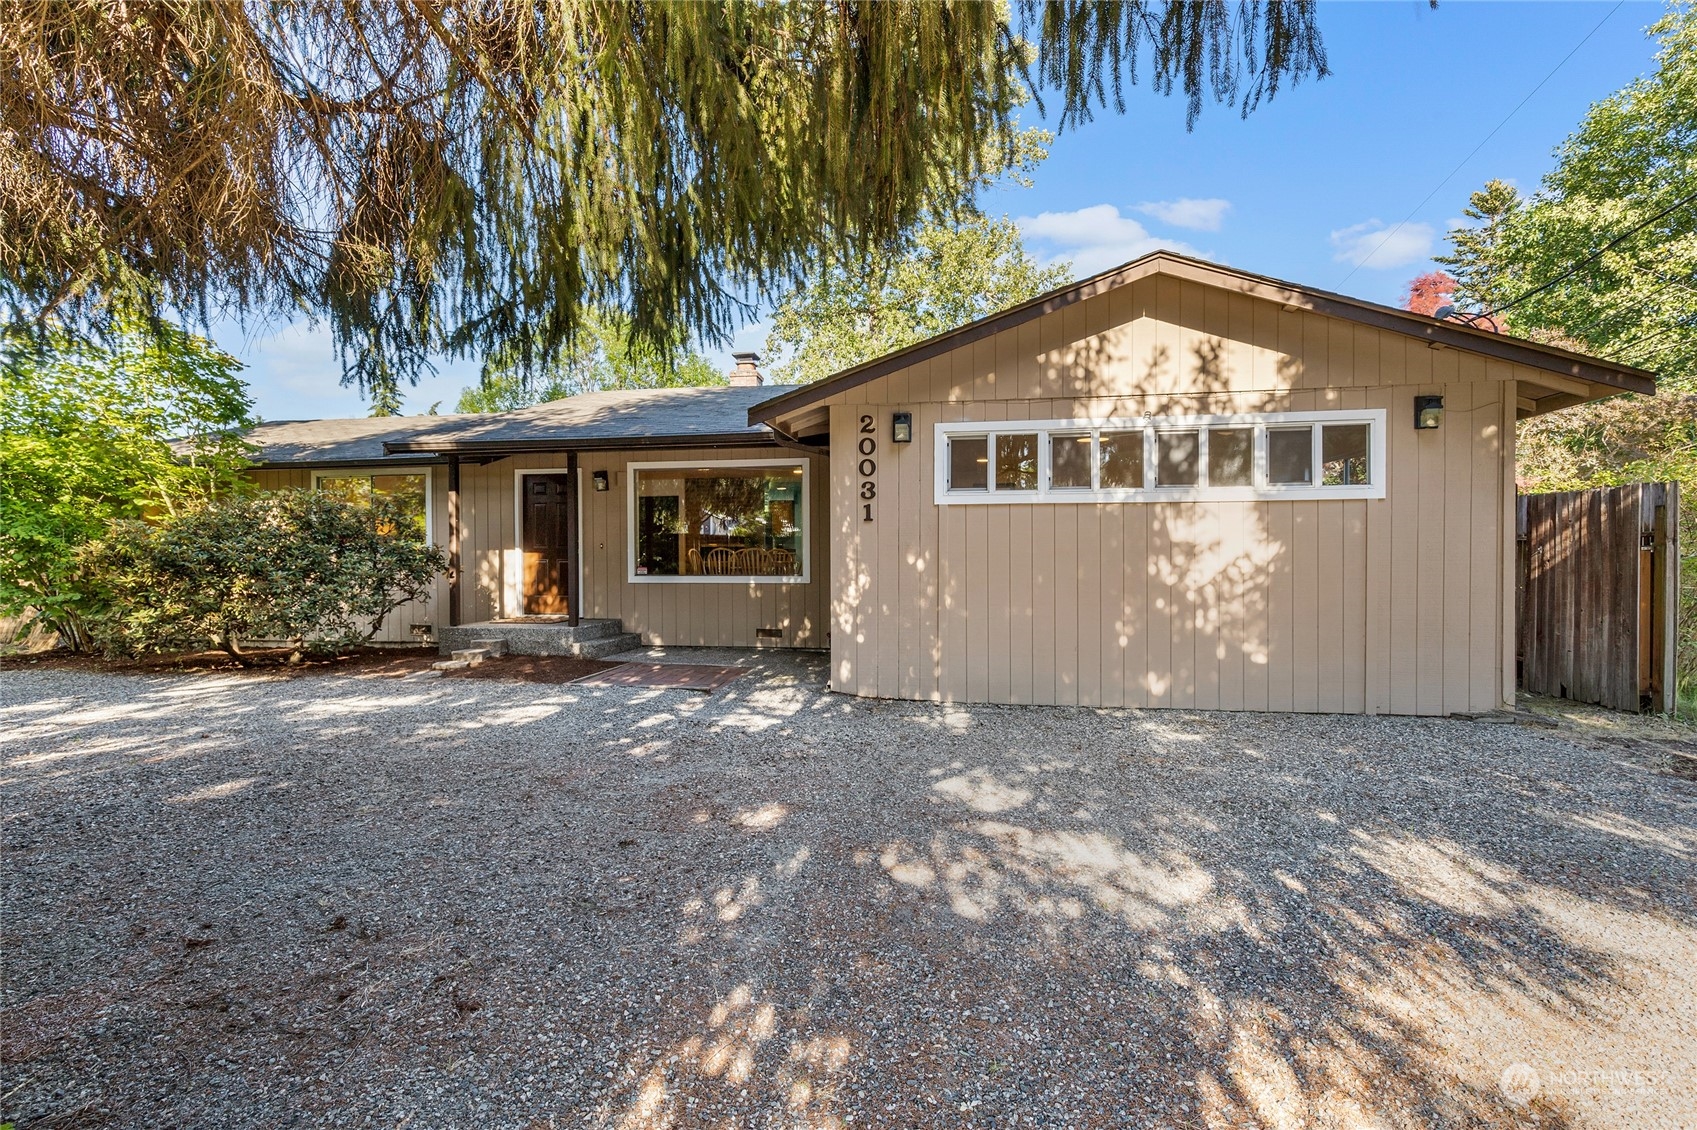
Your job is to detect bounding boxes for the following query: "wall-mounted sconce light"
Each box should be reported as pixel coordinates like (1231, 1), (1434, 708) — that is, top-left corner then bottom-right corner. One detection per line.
(1414, 395), (1444, 430)
(592, 470), (610, 491)
(891, 411), (913, 444)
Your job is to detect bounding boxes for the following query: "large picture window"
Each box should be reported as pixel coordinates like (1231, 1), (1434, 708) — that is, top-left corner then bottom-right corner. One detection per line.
(315, 471), (429, 538)
(935, 410), (1386, 504)
(630, 460), (808, 582)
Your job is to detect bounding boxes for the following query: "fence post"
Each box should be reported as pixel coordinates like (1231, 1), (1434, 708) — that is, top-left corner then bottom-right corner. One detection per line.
(1650, 482), (1678, 714)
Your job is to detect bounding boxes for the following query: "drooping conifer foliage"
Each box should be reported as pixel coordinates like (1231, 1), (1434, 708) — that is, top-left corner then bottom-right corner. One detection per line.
(0, 2), (1328, 406)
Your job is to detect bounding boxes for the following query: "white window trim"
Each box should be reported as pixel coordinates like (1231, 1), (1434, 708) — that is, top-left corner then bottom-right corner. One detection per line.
(934, 409), (1387, 504)
(506, 466), (583, 619)
(312, 467), (436, 543)
(626, 457), (811, 584)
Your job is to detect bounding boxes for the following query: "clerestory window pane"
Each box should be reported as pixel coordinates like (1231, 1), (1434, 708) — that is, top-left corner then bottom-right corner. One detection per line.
(1155, 430), (1200, 486)
(1099, 431), (1144, 489)
(1322, 424), (1371, 486)
(996, 433), (1039, 492)
(948, 436), (988, 491)
(1207, 427), (1253, 486)
(1049, 433), (1093, 489)
(1268, 425), (1313, 485)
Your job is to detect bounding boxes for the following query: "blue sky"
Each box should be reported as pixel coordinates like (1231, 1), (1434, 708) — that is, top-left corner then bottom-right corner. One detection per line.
(220, 1), (1667, 421)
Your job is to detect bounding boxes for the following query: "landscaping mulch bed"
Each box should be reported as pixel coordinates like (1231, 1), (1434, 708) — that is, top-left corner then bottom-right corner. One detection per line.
(0, 648), (627, 686)
(0, 645), (440, 679)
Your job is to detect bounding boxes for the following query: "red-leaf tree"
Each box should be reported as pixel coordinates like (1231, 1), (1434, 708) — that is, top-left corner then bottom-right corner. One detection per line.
(1400, 270), (1457, 316)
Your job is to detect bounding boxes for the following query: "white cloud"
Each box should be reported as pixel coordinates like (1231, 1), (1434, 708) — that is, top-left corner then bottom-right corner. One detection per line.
(1016, 204), (1200, 278)
(1329, 220), (1436, 271)
(1136, 197), (1231, 232)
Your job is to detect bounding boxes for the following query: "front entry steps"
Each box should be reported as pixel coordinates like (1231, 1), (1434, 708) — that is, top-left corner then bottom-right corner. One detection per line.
(438, 619), (640, 660)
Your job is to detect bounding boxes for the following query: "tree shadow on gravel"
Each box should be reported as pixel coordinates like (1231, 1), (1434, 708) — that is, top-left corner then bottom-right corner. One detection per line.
(4, 670), (1694, 1129)
(592, 707), (1696, 1129)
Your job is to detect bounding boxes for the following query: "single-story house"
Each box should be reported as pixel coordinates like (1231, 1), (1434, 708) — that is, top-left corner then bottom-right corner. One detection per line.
(246, 252), (1655, 715)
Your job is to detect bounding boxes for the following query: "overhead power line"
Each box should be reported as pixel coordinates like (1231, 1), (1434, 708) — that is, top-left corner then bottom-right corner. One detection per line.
(1337, 1), (1623, 289)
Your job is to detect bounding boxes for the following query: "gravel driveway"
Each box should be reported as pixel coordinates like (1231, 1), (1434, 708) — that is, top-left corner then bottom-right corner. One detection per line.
(4, 654), (1695, 1129)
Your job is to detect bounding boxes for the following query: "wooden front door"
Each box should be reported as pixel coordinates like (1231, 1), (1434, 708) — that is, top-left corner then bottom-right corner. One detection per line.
(522, 472), (575, 615)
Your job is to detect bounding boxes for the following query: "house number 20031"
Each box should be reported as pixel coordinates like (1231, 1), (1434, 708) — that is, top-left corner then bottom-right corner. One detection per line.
(858, 414), (877, 522)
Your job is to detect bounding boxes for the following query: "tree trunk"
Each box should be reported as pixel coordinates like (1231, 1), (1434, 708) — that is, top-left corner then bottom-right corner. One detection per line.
(218, 631), (254, 667)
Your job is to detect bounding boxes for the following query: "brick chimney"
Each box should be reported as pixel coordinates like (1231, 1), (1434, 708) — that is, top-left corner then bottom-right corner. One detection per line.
(728, 351), (764, 387)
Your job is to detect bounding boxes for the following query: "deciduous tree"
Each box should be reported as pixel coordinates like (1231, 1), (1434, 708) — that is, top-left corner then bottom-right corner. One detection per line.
(0, 325), (253, 649)
(765, 215), (1073, 384)
(1442, 9), (1696, 387)
(1399, 270), (1457, 317)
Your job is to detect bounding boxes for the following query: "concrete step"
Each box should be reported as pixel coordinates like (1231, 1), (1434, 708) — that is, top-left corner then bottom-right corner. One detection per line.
(439, 619), (627, 655)
(431, 658), (474, 672)
(570, 633), (642, 660)
(467, 638), (508, 657)
(450, 648), (495, 664)
(563, 619), (626, 641)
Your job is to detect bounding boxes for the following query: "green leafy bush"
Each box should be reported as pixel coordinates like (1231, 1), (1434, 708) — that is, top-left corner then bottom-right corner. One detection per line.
(83, 490), (445, 663)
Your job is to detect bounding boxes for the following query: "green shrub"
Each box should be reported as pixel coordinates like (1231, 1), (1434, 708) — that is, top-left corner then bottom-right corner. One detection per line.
(84, 490), (444, 663)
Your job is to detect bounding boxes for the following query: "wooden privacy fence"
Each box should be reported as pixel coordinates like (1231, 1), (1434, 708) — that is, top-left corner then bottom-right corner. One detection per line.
(1517, 482), (1680, 713)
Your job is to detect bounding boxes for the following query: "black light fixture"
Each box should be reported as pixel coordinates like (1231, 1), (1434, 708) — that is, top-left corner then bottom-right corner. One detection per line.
(1414, 395), (1444, 430)
(592, 469), (610, 491)
(891, 411), (913, 444)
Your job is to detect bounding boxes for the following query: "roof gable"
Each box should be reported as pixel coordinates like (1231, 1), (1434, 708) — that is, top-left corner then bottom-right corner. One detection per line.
(749, 251), (1655, 431)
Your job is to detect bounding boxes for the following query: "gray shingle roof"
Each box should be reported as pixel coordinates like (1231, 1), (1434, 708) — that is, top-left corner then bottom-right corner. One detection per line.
(245, 385), (795, 467)
(384, 385), (794, 455)
(242, 414), (484, 467)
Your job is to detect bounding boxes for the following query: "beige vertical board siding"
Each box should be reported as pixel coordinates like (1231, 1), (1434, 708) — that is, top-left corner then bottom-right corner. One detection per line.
(1122, 498), (1150, 707)
(1340, 392), (1369, 712)
(1033, 486), (1059, 704)
(1007, 413), (1037, 705)
(1364, 393), (1395, 714)
(1098, 488), (1124, 708)
(1146, 504), (1173, 706)
(1290, 499), (1319, 712)
(247, 464), (449, 642)
(940, 387), (970, 701)
(919, 390), (942, 699)
(1240, 504), (1269, 713)
(1413, 363), (1448, 714)
(1441, 367), (1474, 712)
(1315, 494), (1345, 712)
(1170, 503), (1198, 709)
(799, 277), (1513, 713)
(1473, 380), (1507, 710)
(833, 405), (864, 691)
